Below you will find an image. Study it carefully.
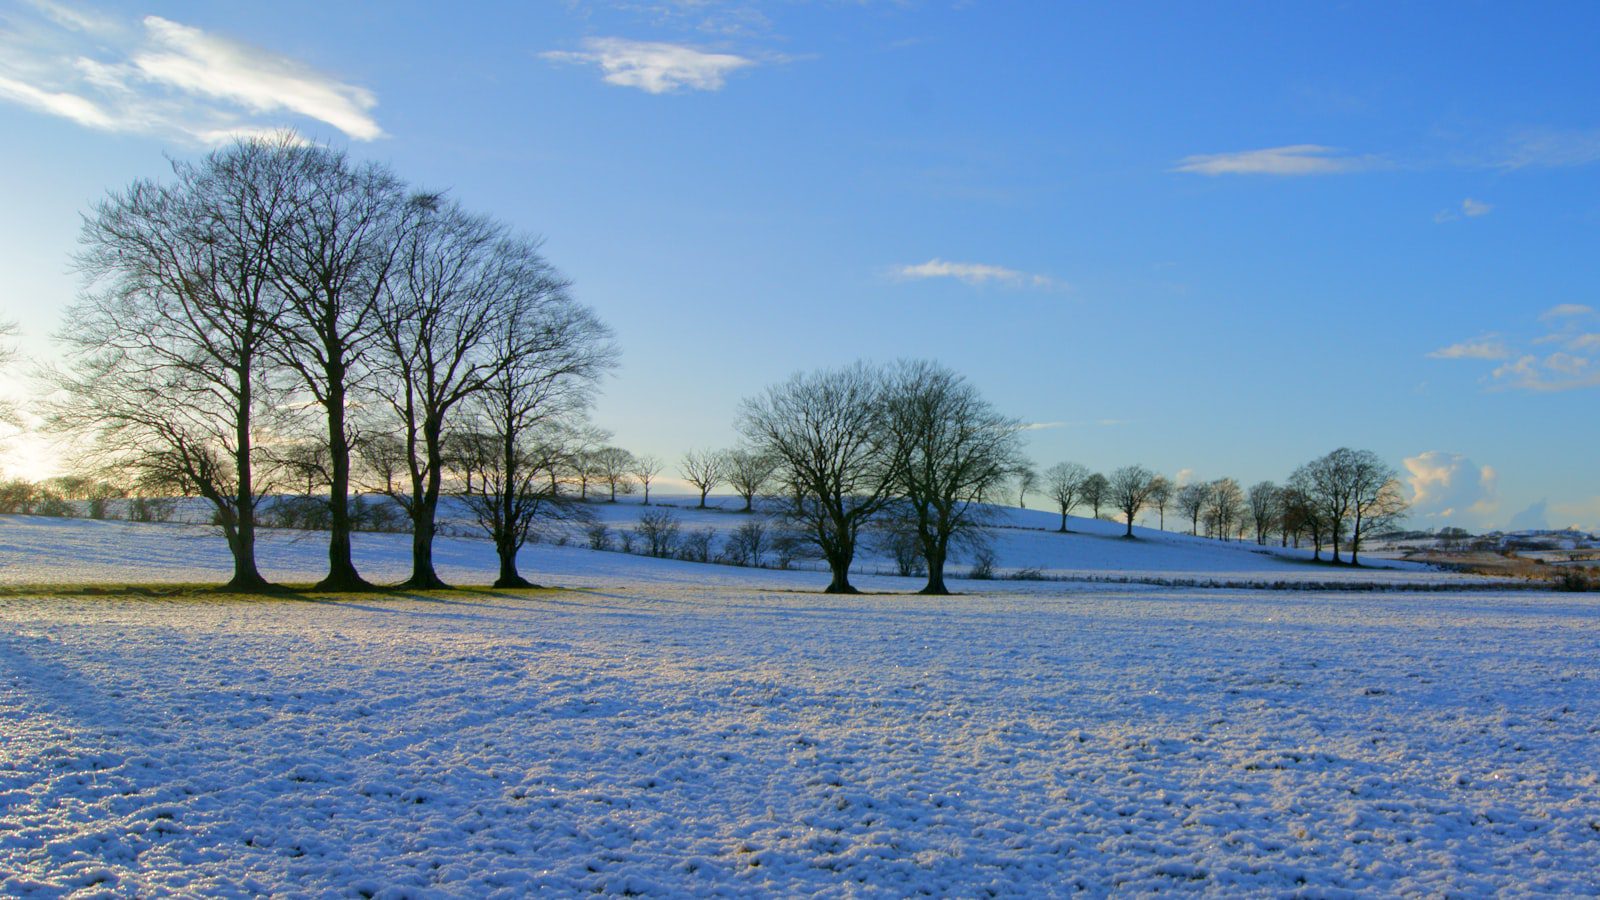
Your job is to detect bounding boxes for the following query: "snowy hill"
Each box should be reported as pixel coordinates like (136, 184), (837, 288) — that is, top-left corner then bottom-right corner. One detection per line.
(1, 495), (1491, 589)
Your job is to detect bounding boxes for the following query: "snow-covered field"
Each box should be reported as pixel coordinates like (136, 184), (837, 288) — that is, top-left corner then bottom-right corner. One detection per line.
(0, 495), (1492, 590)
(3, 509), (1596, 895)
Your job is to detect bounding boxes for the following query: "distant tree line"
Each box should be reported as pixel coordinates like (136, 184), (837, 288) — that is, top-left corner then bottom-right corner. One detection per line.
(1034, 448), (1407, 566)
(47, 136), (616, 591)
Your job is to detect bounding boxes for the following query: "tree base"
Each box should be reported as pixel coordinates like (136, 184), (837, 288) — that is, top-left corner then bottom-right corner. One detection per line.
(313, 573), (375, 592)
(494, 575), (539, 589)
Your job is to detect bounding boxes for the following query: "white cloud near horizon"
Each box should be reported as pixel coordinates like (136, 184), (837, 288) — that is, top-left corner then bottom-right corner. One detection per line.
(893, 258), (1065, 290)
(0, 5), (382, 142)
(1173, 144), (1379, 176)
(543, 38), (754, 94)
(1404, 451), (1498, 527)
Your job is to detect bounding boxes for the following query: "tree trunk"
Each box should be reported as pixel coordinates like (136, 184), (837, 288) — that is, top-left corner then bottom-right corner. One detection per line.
(228, 367), (268, 590)
(317, 374), (370, 591)
(494, 537), (533, 587)
(742, 494), (753, 513)
(823, 543), (857, 594)
(1124, 514), (1135, 538)
(1058, 509), (1068, 533)
(920, 543), (949, 595)
(402, 417), (449, 589)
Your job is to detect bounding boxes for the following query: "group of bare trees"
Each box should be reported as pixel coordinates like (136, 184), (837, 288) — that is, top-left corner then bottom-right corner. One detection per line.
(1034, 448), (1405, 565)
(737, 360), (1026, 595)
(50, 136), (615, 591)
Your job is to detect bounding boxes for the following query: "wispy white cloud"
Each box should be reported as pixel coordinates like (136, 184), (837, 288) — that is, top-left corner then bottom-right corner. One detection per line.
(1173, 144), (1380, 176)
(1434, 197), (1493, 223)
(543, 37), (754, 94)
(1500, 128), (1600, 169)
(1018, 419), (1128, 431)
(0, 5), (382, 142)
(1433, 307), (1600, 391)
(1539, 303), (1595, 323)
(132, 17), (382, 140)
(893, 258), (1065, 290)
(1427, 336), (1509, 360)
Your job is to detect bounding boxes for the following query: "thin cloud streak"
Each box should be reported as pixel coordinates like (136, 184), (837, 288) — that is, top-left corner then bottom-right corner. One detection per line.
(543, 38), (754, 94)
(893, 258), (1065, 291)
(1173, 144), (1380, 176)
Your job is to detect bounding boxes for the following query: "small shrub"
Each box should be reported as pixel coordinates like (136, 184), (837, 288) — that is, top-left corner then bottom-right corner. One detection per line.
(635, 509), (680, 558)
(619, 530), (636, 554)
(1553, 567), (1598, 592)
(128, 496), (178, 523)
(34, 493), (75, 518)
(967, 548), (996, 580)
(723, 519), (769, 567)
(679, 528), (714, 563)
(586, 523), (612, 551)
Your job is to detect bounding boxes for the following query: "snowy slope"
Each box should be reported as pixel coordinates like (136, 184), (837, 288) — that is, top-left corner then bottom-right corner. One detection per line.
(1, 497), (1489, 589)
(3, 584), (1598, 895)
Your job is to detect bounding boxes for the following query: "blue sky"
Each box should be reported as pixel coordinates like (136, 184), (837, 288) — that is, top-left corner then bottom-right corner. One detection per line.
(2, 0), (1598, 531)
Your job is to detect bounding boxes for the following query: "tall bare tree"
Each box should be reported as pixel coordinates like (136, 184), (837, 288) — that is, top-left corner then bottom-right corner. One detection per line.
(1147, 474), (1173, 530)
(1082, 472), (1110, 520)
(590, 446), (636, 502)
(1108, 464), (1157, 538)
(738, 363), (899, 594)
(631, 454), (663, 506)
(883, 360), (1024, 594)
(370, 200), (547, 588)
(680, 448), (729, 509)
(460, 276), (615, 586)
(57, 138), (298, 590)
(1043, 461), (1089, 533)
(725, 448), (779, 512)
(1014, 465), (1038, 509)
(1205, 477), (1245, 540)
(1176, 481), (1209, 536)
(268, 144), (410, 591)
(1247, 481), (1281, 545)
(0, 321), (19, 428)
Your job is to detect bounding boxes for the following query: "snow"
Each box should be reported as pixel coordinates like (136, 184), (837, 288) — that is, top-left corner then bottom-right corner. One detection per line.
(0, 496), (1495, 590)
(3, 509), (1596, 894)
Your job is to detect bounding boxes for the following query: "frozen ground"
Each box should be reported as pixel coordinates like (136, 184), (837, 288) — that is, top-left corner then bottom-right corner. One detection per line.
(3, 581), (1599, 895)
(0, 496), (1491, 590)
(3, 509), (1591, 894)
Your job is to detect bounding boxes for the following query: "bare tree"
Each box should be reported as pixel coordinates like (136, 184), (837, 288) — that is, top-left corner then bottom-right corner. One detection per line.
(1299, 448), (1401, 564)
(1204, 477), (1245, 540)
(724, 448), (780, 512)
(267, 143), (410, 591)
(1014, 465), (1038, 509)
(738, 363), (899, 594)
(680, 448), (729, 509)
(1043, 461), (1089, 533)
(0, 321), (18, 427)
(55, 138), (298, 590)
(631, 454), (663, 506)
(1247, 481), (1280, 545)
(1147, 475), (1173, 530)
(883, 360), (1024, 594)
(459, 270), (616, 586)
(1176, 482), (1209, 536)
(371, 200), (546, 587)
(1339, 449), (1407, 565)
(590, 446), (636, 502)
(1082, 472), (1110, 520)
(1108, 464), (1157, 538)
